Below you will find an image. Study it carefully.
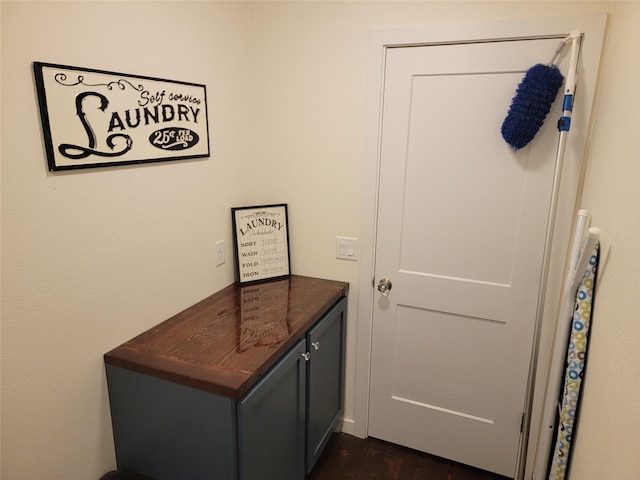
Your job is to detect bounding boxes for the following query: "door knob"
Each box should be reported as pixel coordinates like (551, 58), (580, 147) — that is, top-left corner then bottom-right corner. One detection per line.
(377, 278), (392, 296)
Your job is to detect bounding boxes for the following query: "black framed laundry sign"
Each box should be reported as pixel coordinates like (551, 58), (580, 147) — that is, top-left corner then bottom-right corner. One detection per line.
(33, 62), (210, 171)
(232, 204), (291, 284)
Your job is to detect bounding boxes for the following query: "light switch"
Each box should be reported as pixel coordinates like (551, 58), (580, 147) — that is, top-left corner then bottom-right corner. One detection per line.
(336, 236), (358, 261)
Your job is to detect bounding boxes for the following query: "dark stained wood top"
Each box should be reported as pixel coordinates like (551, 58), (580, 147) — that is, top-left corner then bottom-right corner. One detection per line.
(104, 275), (348, 399)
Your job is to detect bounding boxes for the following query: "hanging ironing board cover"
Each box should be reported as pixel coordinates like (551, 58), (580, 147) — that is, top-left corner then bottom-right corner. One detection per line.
(547, 241), (600, 480)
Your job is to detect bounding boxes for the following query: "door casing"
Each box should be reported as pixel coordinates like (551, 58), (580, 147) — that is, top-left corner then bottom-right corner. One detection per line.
(353, 13), (607, 480)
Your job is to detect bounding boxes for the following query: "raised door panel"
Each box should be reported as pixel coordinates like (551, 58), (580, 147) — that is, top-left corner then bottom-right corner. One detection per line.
(306, 298), (347, 473)
(238, 338), (307, 480)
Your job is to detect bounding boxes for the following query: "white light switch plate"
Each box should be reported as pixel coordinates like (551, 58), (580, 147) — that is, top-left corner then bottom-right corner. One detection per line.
(336, 236), (358, 261)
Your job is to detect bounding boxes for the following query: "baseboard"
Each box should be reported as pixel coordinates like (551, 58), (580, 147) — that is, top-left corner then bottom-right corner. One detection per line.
(336, 416), (356, 436)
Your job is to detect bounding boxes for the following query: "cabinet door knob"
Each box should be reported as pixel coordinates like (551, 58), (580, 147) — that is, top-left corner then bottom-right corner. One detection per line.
(301, 352), (311, 361)
(312, 341), (320, 351)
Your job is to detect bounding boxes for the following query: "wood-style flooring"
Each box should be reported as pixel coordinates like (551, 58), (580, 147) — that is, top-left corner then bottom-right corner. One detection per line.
(308, 433), (512, 480)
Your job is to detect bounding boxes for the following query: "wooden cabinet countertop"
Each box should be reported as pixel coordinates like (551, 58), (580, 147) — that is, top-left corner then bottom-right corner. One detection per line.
(104, 275), (349, 399)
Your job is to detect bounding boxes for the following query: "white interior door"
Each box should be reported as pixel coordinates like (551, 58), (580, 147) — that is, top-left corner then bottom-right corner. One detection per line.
(368, 38), (577, 477)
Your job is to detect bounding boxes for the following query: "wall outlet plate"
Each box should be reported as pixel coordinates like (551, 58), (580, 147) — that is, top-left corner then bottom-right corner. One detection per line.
(215, 239), (225, 266)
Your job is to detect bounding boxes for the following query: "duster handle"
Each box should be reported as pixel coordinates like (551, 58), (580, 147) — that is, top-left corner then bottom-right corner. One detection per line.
(558, 31), (582, 132)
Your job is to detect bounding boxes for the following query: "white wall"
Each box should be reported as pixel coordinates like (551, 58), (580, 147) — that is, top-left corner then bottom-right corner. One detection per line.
(2, 1), (638, 480)
(1, 2), (255, 478)
(569, 2), (640, 478)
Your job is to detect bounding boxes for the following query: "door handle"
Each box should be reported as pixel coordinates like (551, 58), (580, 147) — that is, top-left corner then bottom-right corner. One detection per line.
(377, 278), (392, 296)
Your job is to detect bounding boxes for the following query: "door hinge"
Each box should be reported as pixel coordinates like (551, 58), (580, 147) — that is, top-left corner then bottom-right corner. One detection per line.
(520, 412), (525, 433)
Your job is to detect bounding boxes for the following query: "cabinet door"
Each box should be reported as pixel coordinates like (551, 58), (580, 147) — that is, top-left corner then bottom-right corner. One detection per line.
(238, 338), (306, 480)
(306, 297), (347, 473)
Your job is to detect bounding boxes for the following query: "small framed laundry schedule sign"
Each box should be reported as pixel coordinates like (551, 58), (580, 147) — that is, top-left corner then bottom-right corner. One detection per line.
(232, 204), (291, 284)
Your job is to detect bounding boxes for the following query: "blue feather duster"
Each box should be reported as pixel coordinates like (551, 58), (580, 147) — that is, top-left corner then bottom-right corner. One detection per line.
(501, 64), (565, 150)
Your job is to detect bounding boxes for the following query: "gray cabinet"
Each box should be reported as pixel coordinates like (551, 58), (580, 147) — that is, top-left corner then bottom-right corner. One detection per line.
(105, 277), (347, 480)
(238, 297), (347, 480)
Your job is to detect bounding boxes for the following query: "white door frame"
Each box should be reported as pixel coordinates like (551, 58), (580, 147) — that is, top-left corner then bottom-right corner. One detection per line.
(354, 13), (607, 479)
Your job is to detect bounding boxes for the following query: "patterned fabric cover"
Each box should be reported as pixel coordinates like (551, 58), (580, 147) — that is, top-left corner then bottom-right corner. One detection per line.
(547, 242), (600, 480)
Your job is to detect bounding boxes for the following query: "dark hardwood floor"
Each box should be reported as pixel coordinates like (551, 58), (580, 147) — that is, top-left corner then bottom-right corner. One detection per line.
(308, 433), (512, 480)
